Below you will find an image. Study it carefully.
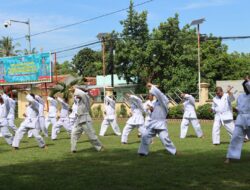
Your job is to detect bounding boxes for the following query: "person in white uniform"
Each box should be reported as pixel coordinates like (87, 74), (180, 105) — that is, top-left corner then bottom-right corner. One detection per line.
(211, 86), (235, 145)
(121, 94), (145, 144)
(0, 93), (13, 145)
(51, 96), (71, 140)
(35, 95), (48, 137)
(138, 83), (176, 156)
(71, 87), (103, 153)
(12, 93), (46, 149)
(99, 95), (121, 136)
(180, 93), (203, 139)
(143, 94), (154, 127)
(225, 78), (250, 163)
(5, 93), (17, 133)
(45, 96), (58, 133)
(69, 96), (78, 128)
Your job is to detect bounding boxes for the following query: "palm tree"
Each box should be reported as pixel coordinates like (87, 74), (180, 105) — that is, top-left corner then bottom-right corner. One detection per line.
(23, 47), (38, 55)
(49, 78), (85, 101)
(0, 37), (21, 57)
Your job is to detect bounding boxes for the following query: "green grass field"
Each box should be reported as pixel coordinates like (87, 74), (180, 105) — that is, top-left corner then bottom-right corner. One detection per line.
(1, 119), (250, 190)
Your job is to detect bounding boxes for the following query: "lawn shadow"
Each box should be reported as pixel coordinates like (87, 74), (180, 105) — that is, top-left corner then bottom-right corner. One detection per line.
(1, 147), (250, 190)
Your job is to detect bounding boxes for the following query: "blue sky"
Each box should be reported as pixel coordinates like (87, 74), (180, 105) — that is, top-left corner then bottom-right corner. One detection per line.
(0, 0), (250, 62)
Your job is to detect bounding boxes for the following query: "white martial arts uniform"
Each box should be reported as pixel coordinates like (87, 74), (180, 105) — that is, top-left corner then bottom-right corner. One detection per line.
(212, 93), (235, 144)
(138, 85), (176, 156)
(12, 94), (45, 148)
(99, 96), (121, 136)
(226, 91), (250, 159)
(45, 97), (57, 132)
(69, 97), (78, 128)
(36, 95), (47, 137)
(0, 94), (13, 145)
(143, 100), (154, 127)
(71, 88), (102, 152)
(121, 95), (145, 143)
(51, 97), (71, 140)
(180, 94), (203, 138)
(6, 95), (17, 133)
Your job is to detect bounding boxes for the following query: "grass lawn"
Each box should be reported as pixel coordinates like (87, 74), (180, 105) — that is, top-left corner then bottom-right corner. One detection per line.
(1, 119), (250, 190)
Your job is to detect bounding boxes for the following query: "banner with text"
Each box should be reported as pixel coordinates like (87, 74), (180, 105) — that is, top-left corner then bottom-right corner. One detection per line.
(0, 52), (52, 85)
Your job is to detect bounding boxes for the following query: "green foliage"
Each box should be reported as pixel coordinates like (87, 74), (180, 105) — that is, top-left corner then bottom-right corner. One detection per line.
(56, 61), (75, 76)
(71, 48), (102, 77)
(168, 105), (183, 119)
(91, 105), (103, 118)
(0, 36), (21, 57)
(196, 104), (214, 120)
(113, 2), (249, 94)
(119, 104), (128, 118)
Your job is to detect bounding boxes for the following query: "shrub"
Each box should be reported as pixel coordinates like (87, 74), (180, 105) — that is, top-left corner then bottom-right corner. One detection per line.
(168, 105), (183, 119)
(196, 104), (214, 120)
(91, 105), (103, 118)
(120, 104), (128, 118)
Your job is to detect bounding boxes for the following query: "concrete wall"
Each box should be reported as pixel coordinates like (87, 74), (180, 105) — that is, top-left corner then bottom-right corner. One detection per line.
(216, 80), (244, 100)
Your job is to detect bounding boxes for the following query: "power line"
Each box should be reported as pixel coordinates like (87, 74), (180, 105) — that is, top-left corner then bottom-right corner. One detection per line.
(53, 40), (101, 54)
(13, 0), (154, 41)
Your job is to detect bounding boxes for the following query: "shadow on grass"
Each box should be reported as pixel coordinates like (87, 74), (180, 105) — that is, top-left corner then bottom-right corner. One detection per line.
(1, 147), (250, 190)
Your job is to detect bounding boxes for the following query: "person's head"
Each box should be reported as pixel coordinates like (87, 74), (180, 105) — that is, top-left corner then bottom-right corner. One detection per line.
(180, 93), (186, 99)
(30, 93), (35, 99)
(242, 80), (250, 95)
(215, 87), (224, 98)
(146, 94), (154, 101)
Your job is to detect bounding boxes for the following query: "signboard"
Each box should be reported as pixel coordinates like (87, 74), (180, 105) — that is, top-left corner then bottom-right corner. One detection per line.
(89, 88), (100, 97)
(0, 52), (52, 85)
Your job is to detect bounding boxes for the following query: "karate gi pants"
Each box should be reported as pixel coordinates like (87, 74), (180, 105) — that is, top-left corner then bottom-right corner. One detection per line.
(212, 119), (234, 144)
(71, 121), (102, 152)
(13, 124), (45, 148)
(121, 124), (145, 143)
(51, 118), (71, 140)
(7, 118), (17, 133)
(226, 126), (250, 160)
(45, 117), (57, 130)
(180, 118), (203, 138)
(0, 120), (13, 145)
(99, 118), (121, 136)
(138, 127), (176, 155)
(27, 117), (48, 138)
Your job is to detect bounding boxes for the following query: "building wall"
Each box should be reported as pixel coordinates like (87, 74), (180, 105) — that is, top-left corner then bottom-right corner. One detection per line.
(216, 80), (244, 100)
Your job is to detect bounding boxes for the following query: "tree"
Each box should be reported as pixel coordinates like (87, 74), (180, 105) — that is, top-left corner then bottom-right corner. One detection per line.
(56, 61), (74, 75)
(115, 0), (149, 85)
(0, 37), (21, 57)
(71, 48), (102, 77)
(23, 48), (38, 55)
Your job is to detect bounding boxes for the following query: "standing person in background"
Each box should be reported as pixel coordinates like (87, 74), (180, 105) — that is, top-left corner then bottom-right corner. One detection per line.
(69, 96), (79, 130)
(121, 94), (145, 144)
(70, 86), (103, 153)
(6, 93), (17, 134)
(138, 83), (176, 156)
(211, 86), (235, 145)
(143, 94), (154, 127)
(51, 96), (71, 140)
(35, 95), (48, 137)
(45, 96), (58, 135)
(180, 93), (203, 139)
(99, 95), (121, 136)
(225, 77), (250, 163)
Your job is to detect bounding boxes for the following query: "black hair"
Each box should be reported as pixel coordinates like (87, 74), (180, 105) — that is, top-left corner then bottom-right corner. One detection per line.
(242, 80), (250, 95)
(30, 93), (35, 99)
